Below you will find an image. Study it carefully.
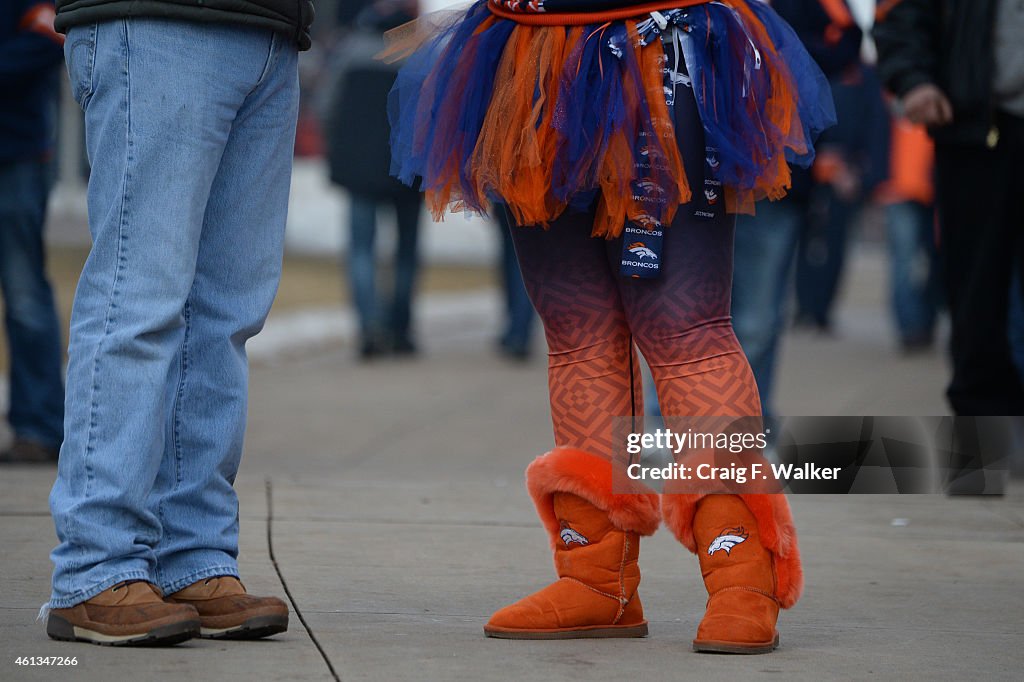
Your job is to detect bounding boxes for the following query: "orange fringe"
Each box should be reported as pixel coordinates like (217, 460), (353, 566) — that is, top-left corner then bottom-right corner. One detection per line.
(436, 20), (692, 239)
(409, 1), (810, 230)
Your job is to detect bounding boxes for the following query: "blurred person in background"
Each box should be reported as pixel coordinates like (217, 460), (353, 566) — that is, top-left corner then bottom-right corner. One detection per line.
(731, 0), (863, 418)
(325, 0), (423, 360)
(494, 209), (536, 360)
(794, 60), (889, 332)
(0, 0), (65, 464)
(876, 113), (941, 352)
(876, 0), (1024, 416)
(337, 0), (376, 27)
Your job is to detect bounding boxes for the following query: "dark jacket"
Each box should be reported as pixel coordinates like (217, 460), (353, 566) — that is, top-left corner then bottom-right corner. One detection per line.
(773, 0), (863, 78)
(874, 0), (1000, 147)
(54, 0), (315, 50)
(771, 0), (863, 202)
(1, 1), (64, 163)
(323, 7), (418, 199)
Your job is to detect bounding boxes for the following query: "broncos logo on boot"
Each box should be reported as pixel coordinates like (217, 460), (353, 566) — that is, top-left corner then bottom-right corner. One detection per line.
(707, 527), (748, 556)
(559, 524), (589, 547)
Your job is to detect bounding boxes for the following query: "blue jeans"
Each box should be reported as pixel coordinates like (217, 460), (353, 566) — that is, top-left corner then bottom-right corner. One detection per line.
(0, 158), (65, 447)
(347, 192), (421, 344)
(48, 18), (298, 608)
(795, 185), (858, 329)
(886, 201), (940, 343)
(495, 208), (535, 352)
(731, 199), (802, 417)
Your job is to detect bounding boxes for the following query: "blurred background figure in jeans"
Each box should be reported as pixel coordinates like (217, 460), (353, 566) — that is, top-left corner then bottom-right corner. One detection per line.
(0, 0), (65, 464)
(876, 0), (1024, 416)
(494, 209), (536, 361)
(793, 61), (890, 333)
(730, 0), (864, 418)
(325, 0), (422, 360)
(877, 114), (941, 353)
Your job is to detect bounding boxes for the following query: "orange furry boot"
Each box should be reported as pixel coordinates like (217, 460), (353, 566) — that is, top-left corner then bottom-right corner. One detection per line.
(662, 493), (802, 653)
(484, 448), (661, 639)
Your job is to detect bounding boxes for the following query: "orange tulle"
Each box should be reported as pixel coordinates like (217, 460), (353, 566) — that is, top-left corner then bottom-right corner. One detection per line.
(469, 24), (574, 226)
(386, 1), (834, 234)
(429, 20), (694, 238)
(723, 0), (806, 214)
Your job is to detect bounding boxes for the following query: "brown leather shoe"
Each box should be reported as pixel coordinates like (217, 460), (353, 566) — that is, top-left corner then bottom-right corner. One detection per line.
(47, 581), (200, 646)
(166, 576), (288, 639)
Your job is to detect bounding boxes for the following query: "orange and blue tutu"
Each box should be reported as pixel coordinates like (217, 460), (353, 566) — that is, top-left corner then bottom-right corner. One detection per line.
(387, 0), (835, 237)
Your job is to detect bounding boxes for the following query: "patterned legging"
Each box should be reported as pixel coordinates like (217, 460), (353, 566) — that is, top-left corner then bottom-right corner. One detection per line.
(507, 68), (760, 459)
(510, 205), (760, 459)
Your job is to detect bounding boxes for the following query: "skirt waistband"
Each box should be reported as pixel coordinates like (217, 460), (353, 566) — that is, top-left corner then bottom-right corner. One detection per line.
(489, 0), (710, 26)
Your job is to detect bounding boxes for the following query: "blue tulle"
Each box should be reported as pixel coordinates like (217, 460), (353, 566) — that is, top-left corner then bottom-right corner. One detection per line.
(388, 2), (504, 191)
(551, 26), (624, 211)
(388, 0), (837, 225)
(746, 0), (837, 163)
(679, 4), (767, 191)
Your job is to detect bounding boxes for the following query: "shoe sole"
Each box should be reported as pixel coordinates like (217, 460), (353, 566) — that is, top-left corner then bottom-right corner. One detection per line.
(484, 622), (648, 640)
(201, 614), (289, 640)
(47, 614), (200, 647)
(692, 632), (780, 654)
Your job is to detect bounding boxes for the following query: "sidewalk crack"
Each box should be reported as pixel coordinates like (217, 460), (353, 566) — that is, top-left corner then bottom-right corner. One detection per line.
(266, 477), (341, 682)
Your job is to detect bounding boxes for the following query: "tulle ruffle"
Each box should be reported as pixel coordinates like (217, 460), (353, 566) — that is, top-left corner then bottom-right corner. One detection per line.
(388, 0), (835, 236)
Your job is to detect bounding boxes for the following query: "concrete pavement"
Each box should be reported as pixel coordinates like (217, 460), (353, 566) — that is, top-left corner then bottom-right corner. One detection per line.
(1, 242), (1023, 681)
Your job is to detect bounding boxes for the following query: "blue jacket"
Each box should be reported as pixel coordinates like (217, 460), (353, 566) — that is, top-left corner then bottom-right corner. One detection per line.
(1, 0), (64, 163)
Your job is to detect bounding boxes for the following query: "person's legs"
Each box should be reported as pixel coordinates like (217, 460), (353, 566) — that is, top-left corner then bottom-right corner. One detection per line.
(49, 18), (284, 609)
(636, 62), (801, 653)
(149, 28), (298, 595)
(347, 194), (381, 354)
(1008, 122), (1024, 384)
(1008, 268), (1024, 380)
(495, 208), (536, 356)
(0, 158), (64, 451)
(731, 199), (802, 416)
(616, 219), (759, 419)
(485, 209), (660, 639)
(935, 143), (1022, 415)
(510, 210), (644, 455)
(885, 200), (938, 348)
(388, 191), (422, 351)
(628, 213), (801, 652)
(795, 185), (855, 330)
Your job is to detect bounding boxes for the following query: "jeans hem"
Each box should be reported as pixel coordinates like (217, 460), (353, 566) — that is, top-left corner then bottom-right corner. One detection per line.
(8, 427), (62, 450)
(47, 569), (153, 609)
(159, 564), (240, 596)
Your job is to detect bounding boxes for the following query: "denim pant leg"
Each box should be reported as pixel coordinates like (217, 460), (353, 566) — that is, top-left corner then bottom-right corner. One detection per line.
(796, 186), (855, 327)
(49, 19), (290, 608)
(0, 158), (65, 447)
(731, 199), (802, 417)
(388, 193), (421, 343)
(497, 208), (535, 351)
(886, 201), (938, 342)
(348, 195), (379, 340)
(151, 33), (298, 595)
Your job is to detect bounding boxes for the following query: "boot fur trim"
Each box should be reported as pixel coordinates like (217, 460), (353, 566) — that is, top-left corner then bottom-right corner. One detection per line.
(526, 447), (661, 546)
